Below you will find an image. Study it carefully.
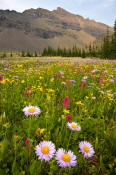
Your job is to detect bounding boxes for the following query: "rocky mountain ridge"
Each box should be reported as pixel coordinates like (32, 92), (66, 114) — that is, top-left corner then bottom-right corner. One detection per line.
(0, 7), (113, 51)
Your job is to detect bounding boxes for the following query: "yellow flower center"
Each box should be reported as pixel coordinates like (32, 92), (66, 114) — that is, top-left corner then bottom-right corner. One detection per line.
(83, 146), (89, 153)
(62, 154), (71, 162)
(72, 124), (77, 129)
(41, 146), (49, 154)
(28, 108), (35, 113)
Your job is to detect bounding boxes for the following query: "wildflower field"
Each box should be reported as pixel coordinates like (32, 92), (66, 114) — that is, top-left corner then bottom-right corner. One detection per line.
(0, 58), (116, 175)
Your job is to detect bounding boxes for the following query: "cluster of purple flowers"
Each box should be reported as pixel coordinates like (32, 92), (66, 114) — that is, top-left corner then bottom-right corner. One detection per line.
(35, 140), (94, 168)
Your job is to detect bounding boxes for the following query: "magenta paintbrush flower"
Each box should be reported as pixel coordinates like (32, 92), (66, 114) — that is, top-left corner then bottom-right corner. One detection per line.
(0, 75), (3, 81)
(66, 80), (70, 88)
(66, 115), (72, 121)
(25, 138), (29, 149)
(62, 96), (70, 108)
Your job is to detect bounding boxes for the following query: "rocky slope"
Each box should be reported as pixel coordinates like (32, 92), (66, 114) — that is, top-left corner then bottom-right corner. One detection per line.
(0, 7), (113, 51)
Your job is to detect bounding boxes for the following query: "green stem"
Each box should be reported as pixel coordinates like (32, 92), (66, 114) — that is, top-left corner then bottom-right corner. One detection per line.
(67, 131), (72, 149)
(28, 116), (32, 138)
(14, 138), (17, 161)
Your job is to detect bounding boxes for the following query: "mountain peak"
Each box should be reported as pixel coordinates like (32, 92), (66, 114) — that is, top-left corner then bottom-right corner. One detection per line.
(53, 7), (70, 15)
(56, 7), (66, 11)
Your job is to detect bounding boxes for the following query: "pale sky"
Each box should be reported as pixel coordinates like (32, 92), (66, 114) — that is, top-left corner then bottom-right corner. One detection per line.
(0, 0), (115, 26)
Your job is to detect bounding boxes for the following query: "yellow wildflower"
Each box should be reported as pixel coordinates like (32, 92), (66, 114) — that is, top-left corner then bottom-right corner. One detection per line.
(46, 111), (48, 115)
(39, 76), (43, 80)
(14, 135), (18, 140)
(17, 64), (22, 68)
(35, 128), (45, 135)
(0, 79), (6, 84)
(76, 101), (84, 105)
(38, 87), (43, 92)
(63, 109), (70, 114)
(47, 89), (54, 93)
(40, 129), (45, 134)
(21, 80), (25, 83)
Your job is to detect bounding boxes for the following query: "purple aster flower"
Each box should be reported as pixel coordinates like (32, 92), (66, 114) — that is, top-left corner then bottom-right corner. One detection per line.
(59, 71), (64, 75)
(35, 141), (56, 162)
(79, 141), (95, 158)
(70, 80), (76, 84)
(23, 106), (40, 116)
(56, 148), (77, 167)
(109, 79), (114, 83)
(68, 122), (81, 131)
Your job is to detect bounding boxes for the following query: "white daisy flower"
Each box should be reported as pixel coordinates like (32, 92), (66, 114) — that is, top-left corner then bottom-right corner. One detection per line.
(56, 148), (77, 167)
(23, 106), (41, 116)
(68, 122), (81, 131)
(35, 141), (56, 162)
(83, 76), (88, 80)
(79, 141), (95, 158)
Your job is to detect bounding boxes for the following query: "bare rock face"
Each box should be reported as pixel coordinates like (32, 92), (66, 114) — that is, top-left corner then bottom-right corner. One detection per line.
(0, 7), (113, 51)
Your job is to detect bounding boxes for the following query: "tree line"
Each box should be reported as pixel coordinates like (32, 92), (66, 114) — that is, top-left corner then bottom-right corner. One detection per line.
(42, 20), (116, 59)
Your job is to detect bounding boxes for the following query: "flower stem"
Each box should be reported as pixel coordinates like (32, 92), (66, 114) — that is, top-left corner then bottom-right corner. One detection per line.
(67, 131), (72, 149)
(28, 117), (31, 138)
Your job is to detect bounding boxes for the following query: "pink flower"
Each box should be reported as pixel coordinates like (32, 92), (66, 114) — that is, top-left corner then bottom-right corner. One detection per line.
(25, 138), (29, 149)
(100, 77), (103, 83)
(103, 72), (105, 79)
(83, 83), (86, 88)
(109, 79), (114, 83)
(79, 82), (82, 87)
(66, 80), (70, 88)
(62, 96), (70, 108)
(29, 92), (32, 97)
(86, 69), (90, 73)
(66, 115), (72, 121)
(24, 91), (28, 96)
(79, 79), (86, 88)
(0, 75), (3, 81)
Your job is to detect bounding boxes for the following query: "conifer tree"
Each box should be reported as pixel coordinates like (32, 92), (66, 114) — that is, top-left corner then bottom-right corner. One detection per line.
(102, 28), (110, 59)
(114, 20), (116, 38)
(34, 51), (37, 57)
(81, 49), (86, 58)
(10, 52), (13, 57)
(110, 20), (116, 59)
(89, 44), (92, 57)
(21, 51), (25, 57)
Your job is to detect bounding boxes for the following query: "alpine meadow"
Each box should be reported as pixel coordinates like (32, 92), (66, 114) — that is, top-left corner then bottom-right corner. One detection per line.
(0, 1), (116, 175)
